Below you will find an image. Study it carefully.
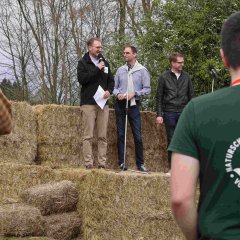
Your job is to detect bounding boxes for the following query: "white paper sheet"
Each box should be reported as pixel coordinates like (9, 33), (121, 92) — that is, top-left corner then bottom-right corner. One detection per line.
(93, 85), (108, 109)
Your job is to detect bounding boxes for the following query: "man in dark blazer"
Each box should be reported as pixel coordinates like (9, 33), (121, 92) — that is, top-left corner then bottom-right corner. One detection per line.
(77, 37), (114, 169)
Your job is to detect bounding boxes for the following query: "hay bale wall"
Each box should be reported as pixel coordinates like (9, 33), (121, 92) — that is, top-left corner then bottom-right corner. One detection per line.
(0, 103), (168, 171)
(107, 110), (168, 172)
(77, 170), (183, 240)
(0, 102), (37, 165)
(0, 164), (183, 240)
(0, 102), (177, 239)
(33, 105), (167, 172)
(33, 105), (82, 168)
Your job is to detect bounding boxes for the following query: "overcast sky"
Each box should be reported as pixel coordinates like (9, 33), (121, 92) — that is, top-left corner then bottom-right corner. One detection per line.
(0, 50), (12, 81)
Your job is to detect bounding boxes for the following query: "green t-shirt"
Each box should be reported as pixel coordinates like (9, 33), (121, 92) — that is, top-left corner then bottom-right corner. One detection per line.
(169, 85), (240, 239)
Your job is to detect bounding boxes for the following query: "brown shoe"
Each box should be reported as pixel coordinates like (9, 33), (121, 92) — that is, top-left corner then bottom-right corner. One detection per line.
(86, 165), (93, 169)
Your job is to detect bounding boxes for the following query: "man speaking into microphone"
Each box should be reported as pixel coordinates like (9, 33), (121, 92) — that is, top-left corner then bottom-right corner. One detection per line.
(113, 45), (151, 172)
(77, 37), (114, 169)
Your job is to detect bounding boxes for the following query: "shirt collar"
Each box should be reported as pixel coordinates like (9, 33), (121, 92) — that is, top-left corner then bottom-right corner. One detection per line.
(89, 54), (99, 66)
(171, 70), (181, 79)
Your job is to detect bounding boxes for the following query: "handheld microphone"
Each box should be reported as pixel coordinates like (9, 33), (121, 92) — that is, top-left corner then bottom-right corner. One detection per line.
(97, 53), (105, 63)
(208, 64), (218, 79)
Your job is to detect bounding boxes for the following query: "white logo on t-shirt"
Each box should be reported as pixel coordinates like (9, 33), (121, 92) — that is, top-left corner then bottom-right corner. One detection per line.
(225, 138), (240, 187)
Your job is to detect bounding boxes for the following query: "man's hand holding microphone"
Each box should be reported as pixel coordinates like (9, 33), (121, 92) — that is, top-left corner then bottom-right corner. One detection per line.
(96, 53), (110, 99)
(97, 53), (105, 71)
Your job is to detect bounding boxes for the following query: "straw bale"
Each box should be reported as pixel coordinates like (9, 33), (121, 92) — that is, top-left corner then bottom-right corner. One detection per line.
(0, 163), (183, 239)
(37, 144), (81, 169)
(0, 102), (37, 165)
(78, 170), (184, 240)
(141, 111), (168, 172)
(20, 180), (79, 216)
(0, 204), (45, 237)
(33, 104), (168, 171)
(44, 211), (81, 240)
(107, 109), (168, 172)
(0, 238), (49, 240)
(0, 163), (55, 204)
(33, 105), (82, 168)
(2, 198), (19, 205)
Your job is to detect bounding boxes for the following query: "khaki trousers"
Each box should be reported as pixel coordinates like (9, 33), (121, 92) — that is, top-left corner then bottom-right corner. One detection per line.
(81, 105), (109, 167)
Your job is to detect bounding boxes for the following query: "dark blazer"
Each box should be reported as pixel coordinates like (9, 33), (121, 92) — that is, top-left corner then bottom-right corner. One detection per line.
(77, 52), (114, 105)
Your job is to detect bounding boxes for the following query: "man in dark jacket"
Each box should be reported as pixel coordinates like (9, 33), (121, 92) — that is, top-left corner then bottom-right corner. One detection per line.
(77, 37), (114, 169)
(155, 52), (194, 172)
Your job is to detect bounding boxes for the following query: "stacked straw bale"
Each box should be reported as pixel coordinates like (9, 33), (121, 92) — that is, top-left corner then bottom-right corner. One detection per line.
(0, 102), (168, 171)
(0, 204), (45, 237)
(33, 104), (109, 169)
(141, 111), (168, 172)
(44, 211), (81, 240)
(0, 163), (55, 203)
(78, 170), (184, 240)
(107, 109), (168, 172)
(33, 104), (168, 172)
(20, 180), (79, 216)
(20, 180), (82, 240)
(0, 102), (37, 165)
(33, 104), (82, 168)
(0, 163), (184, 239)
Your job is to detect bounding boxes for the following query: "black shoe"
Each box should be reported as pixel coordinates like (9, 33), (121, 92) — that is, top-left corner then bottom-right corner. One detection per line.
(138, 164), (149, 172)
(86, 165), (93, 169)
(98, 165), (106, 169)
(119, 163), (128, 171)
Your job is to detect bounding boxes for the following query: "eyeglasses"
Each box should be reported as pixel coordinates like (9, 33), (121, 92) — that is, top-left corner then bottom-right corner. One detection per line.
(123, 52), (131, 55)
(175, 61), (184, 64)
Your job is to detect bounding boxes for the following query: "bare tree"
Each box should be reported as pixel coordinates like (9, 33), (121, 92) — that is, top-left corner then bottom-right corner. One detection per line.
(119, 0), (126, 36)
(0, 0), (32, 101)
(17, 0), (50, 103)
(1, 0), (146, 104)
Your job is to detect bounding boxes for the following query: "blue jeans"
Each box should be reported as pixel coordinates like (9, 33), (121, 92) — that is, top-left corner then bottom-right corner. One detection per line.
(163, 111), (181, 167)
(115, 100), (144, 167)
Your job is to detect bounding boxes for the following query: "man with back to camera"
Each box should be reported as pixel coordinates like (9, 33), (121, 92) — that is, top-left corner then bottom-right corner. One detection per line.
(77, 37), (114, 169)
(155, 52), (194, 174)
(113, 45), (151, 172)
(170, 11), (240, 240)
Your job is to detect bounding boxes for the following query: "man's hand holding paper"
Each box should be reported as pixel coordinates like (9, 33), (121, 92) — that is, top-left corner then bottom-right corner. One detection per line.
(93, 85), (109, 109)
